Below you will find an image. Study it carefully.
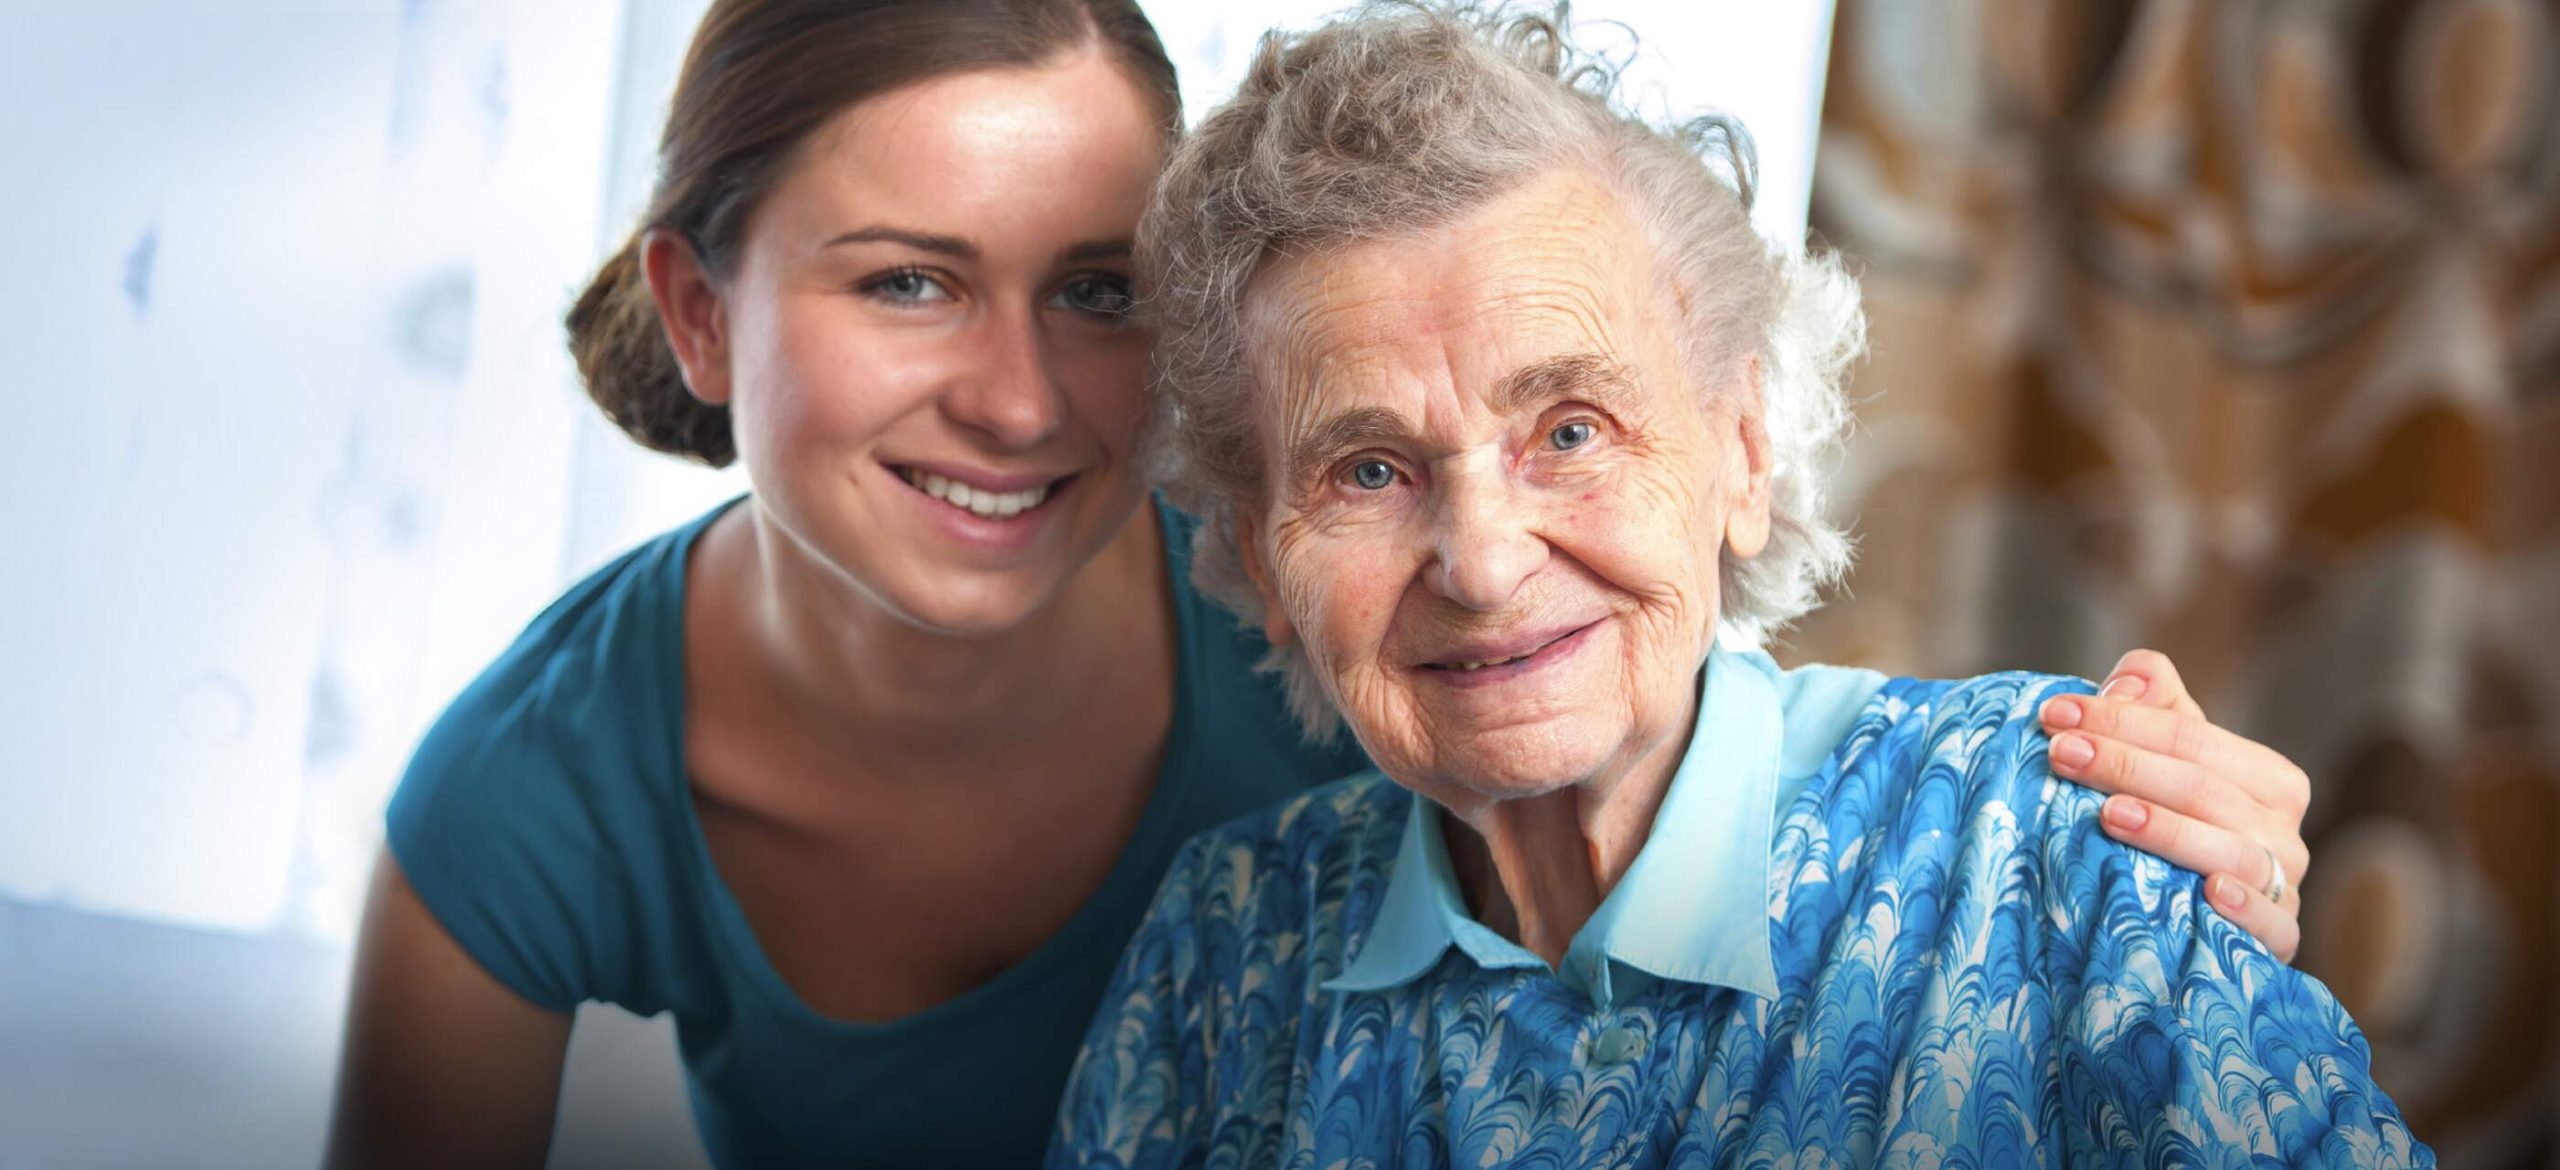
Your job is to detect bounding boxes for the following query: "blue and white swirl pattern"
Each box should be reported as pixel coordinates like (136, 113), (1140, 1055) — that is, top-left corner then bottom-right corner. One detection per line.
(1050, 673), (2431, 1168)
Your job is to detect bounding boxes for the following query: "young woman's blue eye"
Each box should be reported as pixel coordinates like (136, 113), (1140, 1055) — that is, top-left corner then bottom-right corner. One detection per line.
(1350, 460), (1396, 491)
(862, 266), (950, 306)
(1053, 274), (1136, 320)
(1549, 421), (1596, 451)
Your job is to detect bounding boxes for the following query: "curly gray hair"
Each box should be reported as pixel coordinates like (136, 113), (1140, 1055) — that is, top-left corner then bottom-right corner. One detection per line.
(1143, 1), (1866, 734)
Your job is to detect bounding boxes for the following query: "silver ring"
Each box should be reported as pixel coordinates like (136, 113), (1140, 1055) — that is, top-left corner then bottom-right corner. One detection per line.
(2259, 845), (2288, 904)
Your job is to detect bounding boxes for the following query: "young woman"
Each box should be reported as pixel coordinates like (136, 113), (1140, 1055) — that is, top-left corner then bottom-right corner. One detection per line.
(325, 2), (2316, 1167)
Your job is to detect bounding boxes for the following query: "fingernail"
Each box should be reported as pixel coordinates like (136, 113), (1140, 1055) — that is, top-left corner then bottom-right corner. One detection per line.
(2101, 796), (2148, 830)
(2040, 696), (2082, 729)
(2209, 875), (2245, 911)
(2052, 733), (2095, 769)
(2101, 675), (2148, 701)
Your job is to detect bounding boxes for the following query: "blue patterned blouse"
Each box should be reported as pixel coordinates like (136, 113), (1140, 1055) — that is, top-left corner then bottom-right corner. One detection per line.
(1049, 649), (2430, 1168)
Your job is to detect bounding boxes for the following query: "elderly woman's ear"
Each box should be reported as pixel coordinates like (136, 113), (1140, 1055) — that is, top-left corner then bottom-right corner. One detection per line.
(1718, 359), (1776, 561)
(1236, 514), (1299, 649)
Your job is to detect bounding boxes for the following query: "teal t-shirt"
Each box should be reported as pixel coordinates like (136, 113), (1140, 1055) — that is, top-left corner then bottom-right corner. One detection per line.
(385, 495), (1366, 1168)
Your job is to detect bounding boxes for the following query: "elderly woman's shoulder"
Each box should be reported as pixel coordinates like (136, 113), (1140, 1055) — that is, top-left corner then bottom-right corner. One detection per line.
(1149, 769), (1409, 972)
(1828, 668), (2101, 804)
(1168, 768), (1409, 884)
(1766, 655), (2094, 788)
(1789, 667), (2156, 905)
(1872, 668), (2093, 744)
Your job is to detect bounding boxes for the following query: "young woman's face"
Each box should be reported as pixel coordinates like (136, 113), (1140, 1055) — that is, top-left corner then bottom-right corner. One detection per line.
(691, 51), (1167, 635)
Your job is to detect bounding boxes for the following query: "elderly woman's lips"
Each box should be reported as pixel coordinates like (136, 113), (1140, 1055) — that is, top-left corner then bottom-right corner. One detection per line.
(1415, 621), (1599, 686)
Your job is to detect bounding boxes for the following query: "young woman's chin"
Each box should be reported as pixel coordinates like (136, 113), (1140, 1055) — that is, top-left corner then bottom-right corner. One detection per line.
(762, 470), (1157, 641)
(869, 565), (1088, 639)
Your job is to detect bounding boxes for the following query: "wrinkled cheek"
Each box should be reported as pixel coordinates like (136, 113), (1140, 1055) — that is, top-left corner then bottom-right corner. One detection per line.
(1282, 583), (1358, 680)
(1274, 541), (1343, 615)
(1320, 598), (1399, 675)
(1573, 509), (1703, 606)
(1328, 667), (1398, 734)
(1555, 485), (1724, 669)
(1630, 585), (1720, 683)
(1333, 671), (1433, 777)
(1277, 553), (1393, 681)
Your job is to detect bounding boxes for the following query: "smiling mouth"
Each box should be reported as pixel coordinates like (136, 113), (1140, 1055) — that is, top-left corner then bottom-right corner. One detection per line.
(891, 467), (1070, 520)
(1420, 623), (1592, 673)
(1427, 650), (1538, 673)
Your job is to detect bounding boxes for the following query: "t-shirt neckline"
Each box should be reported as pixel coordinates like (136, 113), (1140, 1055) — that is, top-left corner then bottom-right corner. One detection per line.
(654, 493), (1203, 1037)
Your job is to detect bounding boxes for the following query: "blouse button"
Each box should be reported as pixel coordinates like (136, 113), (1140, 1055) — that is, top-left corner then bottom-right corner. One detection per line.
(1590, 1025), (1647, 1066)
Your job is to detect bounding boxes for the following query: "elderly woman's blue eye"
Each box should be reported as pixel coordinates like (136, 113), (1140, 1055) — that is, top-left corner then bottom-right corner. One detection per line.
(1350, 460), (1396, 490)
(1549, 421), (1596, 450)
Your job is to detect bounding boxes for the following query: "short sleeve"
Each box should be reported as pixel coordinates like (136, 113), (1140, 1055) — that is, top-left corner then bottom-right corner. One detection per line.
(384, 688), (607, 1014)
(2030, 708), (2432, 1166)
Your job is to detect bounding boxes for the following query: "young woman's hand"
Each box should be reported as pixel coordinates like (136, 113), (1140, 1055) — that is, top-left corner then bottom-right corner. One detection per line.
(2039, 649), (2312, 963)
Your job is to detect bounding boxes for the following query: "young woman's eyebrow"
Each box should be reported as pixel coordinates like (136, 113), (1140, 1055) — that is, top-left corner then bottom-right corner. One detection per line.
(1057, 238), (1133, 265)
(823, 225), (976, 259)
(816, 228), (1128, 268)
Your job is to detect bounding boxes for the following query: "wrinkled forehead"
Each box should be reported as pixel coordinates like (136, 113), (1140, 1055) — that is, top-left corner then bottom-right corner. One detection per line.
(1236, 169), (1673, 429)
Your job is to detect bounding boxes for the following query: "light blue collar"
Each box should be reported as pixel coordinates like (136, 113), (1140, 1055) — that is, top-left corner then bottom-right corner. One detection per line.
(1323, 646), (1884, 1008)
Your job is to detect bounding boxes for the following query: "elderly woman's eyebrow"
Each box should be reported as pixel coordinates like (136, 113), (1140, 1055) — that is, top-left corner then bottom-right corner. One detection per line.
(1490, 352), (1644, 415)
(1285, 406), (1412, 485)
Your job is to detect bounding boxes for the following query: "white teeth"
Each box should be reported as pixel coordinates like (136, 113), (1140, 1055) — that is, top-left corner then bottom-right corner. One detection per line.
(1445, 653), (1529, 672)
(905, 470), (1050, 519)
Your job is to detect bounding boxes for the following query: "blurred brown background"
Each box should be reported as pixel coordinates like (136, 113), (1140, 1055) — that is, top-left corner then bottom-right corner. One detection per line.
(1787, 0), (2560, 1163)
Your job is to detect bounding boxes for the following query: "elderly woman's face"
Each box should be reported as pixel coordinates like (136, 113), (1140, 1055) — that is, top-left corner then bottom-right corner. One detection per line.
(1238, 169), (1774, 802)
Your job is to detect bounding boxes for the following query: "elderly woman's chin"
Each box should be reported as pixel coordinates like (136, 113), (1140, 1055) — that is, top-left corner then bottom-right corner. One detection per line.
(1399, 723), (1627, 802)
(1339, 618), (1695, 802)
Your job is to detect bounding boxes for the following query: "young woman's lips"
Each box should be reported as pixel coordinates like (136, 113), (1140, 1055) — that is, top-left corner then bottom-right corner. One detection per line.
(1413, 620), (1599, 690)
(883, 461), (1077, 550)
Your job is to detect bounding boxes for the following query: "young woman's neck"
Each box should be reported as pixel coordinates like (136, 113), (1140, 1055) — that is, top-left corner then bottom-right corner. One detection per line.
(725, 500), (1167, 765)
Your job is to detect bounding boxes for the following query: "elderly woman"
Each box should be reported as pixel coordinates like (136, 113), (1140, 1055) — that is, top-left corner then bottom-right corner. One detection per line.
(1048, 5), (2426, 1167)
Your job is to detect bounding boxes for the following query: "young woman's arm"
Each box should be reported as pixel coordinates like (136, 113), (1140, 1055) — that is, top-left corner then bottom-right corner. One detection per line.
(325, 853), (574, 1170)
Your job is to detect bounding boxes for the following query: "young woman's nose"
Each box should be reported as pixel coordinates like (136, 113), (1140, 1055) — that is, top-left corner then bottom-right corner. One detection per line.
(1425, 460), (1548, 612)
(939, 310), (1066, 451)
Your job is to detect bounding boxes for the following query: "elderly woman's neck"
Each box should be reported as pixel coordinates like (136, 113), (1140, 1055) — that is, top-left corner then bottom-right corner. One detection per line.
(1439, 707), (1698, 966)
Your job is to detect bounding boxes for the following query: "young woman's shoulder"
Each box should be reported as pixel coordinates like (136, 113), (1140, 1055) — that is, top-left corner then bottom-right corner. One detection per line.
(384, 507), (723, 1013)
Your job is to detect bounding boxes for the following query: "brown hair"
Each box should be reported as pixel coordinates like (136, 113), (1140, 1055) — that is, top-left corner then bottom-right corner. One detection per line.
(566, 0), (1183, 466)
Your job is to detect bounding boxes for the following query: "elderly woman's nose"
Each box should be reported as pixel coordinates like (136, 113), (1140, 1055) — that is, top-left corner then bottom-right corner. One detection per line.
(939, 313), (1067, 451)
(1426, 465), (1549, 610)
